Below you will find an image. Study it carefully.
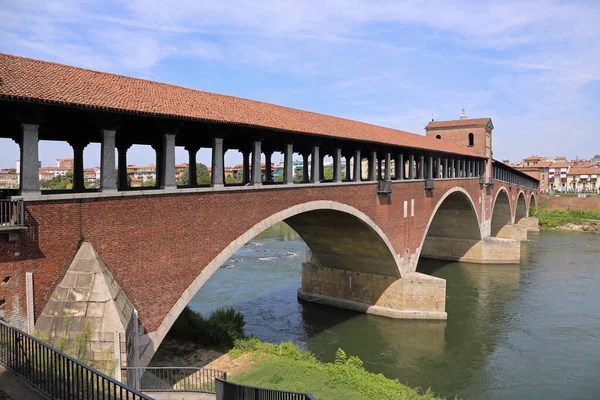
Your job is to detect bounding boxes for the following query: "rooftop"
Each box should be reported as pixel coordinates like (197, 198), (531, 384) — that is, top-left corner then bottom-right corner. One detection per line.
(425, 118), (492, 129)
(0, 53), (483, 158)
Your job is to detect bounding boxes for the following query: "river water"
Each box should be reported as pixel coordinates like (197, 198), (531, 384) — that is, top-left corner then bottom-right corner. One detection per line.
(188, 223), (600, 399)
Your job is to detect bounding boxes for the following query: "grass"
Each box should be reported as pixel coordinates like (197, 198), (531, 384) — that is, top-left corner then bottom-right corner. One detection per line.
(530, 207), (600, 229)
(228, 338), (446, 400)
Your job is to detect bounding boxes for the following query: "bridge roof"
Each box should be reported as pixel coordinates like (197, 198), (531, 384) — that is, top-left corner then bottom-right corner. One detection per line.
(0, 53), (483, 158)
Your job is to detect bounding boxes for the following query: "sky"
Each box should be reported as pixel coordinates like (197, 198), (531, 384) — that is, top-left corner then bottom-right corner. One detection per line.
(0, 0), (599, 168)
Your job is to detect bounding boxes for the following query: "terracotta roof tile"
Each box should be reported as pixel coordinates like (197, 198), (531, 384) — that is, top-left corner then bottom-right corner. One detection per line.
(425, 118), (491, 129)
(0, 53), (483, 158)
(569, 166), (600, 175)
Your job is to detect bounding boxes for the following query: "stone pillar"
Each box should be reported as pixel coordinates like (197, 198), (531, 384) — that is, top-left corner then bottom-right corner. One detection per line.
(450, 159), (455, 178)
(419, 156), (425, 179)
(311, 145), (320, 183)
(437, 157), (442, 178)
(211, 138), (224, 187)
(428, 156), (433, 179)
(159, 133), (176, 190)
(409, 155), (415, 179)
(19, 123), (40, 195)
(302, 153), (310, 183)
(384, 153), (391, 181)
(462, 159), (467, 178)
(100, 129), (117, 192)
(242, 150), (250, 184)
(396, 154), (403, 180)
(333, 148), (342, 183)
(264, 150), (272, 182)
(186, 145), (199, 187)
(343, 153), (352, 181)
(377, 156), (383, 180)
(368, 150), (376, 181)
(70, 141), (87, 192)
(117, 144), (130, 191)
(353, 149), (361, 182)
(251, 140), (262, 185)
(284, 143), (293, 184)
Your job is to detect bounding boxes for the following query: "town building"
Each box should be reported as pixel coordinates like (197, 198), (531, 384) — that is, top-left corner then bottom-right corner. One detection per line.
(566, 166), (599, 193)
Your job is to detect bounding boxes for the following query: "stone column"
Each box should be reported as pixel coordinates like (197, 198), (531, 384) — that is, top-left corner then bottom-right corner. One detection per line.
(409, 155), (415, 179)
(428, 156), (433, 180)
(378, 156), (383, 180)
(462, 159), (467, 178)
(70, 141), (88, 192)
(368, 150), (376, 181)
(242, 150), (250, 184)
(251, 141), (262, 185)
(211, 138), (224, 187)
(284, 143), (293, 184)
(311, 145), (320, 183)
(437, 157), (442, 178)
(302, 153), (310, 183)
(264, 150), (272, 183)
(396, 154), (403, 180)
(333, 148), (342, 183)
(418, 156), (425, 179)
(100, 129), (117, 191)
(117, 143), (131, 191)
(443, 158), (449, 178)
(319, 154), (325, 181)
(455, 158), (460, 177)
(353, 149), (361, 182)
(186, 145), (199, 187)
(385, 153), (391, 181)
(159, 133), (176, 190)
(18, 123), (40, 195)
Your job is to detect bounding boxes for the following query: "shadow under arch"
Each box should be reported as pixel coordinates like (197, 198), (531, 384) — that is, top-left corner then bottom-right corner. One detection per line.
(529, 192), (537, 210)
(417, 188), (482, 271)
(491, 187), (512, 237)
(515, 191), (527, 223)
(140, 200), (400, 366)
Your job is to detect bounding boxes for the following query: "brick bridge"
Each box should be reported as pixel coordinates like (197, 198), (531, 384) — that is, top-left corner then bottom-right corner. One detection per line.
(0, 54), (538, 370)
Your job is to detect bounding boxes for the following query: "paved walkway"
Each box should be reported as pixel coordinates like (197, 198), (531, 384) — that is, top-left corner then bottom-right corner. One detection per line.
(0, 366), (47, 400)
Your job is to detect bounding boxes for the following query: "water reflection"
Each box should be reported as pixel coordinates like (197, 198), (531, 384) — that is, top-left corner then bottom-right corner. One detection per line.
(188, 224), (600, 400)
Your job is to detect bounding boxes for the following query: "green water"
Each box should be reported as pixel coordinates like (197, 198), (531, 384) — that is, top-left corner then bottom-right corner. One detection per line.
(189, 225), (600, 399)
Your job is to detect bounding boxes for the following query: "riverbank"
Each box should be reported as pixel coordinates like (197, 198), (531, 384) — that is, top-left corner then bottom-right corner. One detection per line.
(531, 208), (600, 234)
(151, 336), (444, 399)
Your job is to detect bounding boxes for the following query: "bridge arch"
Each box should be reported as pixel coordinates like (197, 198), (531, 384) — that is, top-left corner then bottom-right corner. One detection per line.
(491, 187), (513, 237)
(416, 187), (482, 269)
(515, 191), (528, 224)
(529, 192), (537, 210)
(140, 200), (400, 366)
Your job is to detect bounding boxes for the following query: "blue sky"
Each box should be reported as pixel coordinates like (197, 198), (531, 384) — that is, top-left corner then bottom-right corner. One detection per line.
(0, 0), (598, 168)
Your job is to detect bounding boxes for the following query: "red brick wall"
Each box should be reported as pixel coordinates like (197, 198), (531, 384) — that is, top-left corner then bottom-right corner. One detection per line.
(539, 195), (600, 210)
(1, 179), (530, 333)
(425, 126), (488, 157)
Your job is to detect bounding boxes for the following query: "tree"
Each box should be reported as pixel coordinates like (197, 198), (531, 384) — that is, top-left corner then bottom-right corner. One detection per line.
(143, 179), (156, 187)
(40, 172), (73, 190)
(323, 166), (333, 180)
(178, 163), (211, 185)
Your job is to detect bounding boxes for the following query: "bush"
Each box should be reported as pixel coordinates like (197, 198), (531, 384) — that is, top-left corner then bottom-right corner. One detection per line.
(168, 306), (246, 351)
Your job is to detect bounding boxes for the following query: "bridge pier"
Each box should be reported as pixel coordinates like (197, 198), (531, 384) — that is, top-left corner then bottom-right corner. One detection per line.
(421, 236), (521, 264)
(522, 217), (540, 232)
(298, 263), (447, 320)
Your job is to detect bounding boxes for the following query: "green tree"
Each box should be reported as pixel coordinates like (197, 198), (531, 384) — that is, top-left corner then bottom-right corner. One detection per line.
(40, 172), (73, 190)
(178, 163), (211, 185)
(143, 179), (156, 187)
(323, 166), (333, 180)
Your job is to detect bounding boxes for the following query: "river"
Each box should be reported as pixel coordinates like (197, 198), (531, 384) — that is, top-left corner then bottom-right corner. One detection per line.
(188, 223), (600, 399)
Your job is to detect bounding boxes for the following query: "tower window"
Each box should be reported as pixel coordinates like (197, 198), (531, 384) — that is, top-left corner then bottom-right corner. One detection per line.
(436, 135), (441, 139)
(468, 133), (474, 146)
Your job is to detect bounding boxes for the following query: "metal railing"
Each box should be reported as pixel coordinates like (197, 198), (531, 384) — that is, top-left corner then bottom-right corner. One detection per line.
(0, 320), (152, 400)
(122, 367), (227, 393)
(215, 378), (317, 400)
(0, 199), (24, 229)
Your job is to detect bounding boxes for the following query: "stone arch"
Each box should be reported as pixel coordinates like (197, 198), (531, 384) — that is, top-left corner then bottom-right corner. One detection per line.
(416, 187), (482, 269)
(140, 200), (400, 366)
(529, 192), (537, 210)
(515, 191), (527, 223)
(491, 187), (512, 237)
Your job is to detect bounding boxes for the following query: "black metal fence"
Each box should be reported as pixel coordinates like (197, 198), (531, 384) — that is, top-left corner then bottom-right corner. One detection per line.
(122, 366), (227, 393)
(215, 378), (316, 400)
(0, 320), (153, 400)
(0, 199), (24, 229)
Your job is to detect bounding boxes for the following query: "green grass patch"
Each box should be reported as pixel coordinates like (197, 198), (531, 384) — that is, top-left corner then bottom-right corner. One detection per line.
(167, 306), (246, 351)
(229, 338), (445, 400)
(530, 207), (600, 229)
